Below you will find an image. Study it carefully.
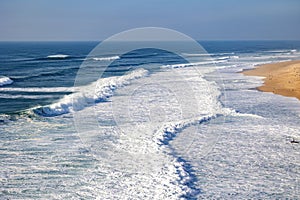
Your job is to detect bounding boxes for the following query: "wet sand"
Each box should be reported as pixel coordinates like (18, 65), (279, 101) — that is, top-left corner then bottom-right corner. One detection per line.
(242, 60), (300, 100)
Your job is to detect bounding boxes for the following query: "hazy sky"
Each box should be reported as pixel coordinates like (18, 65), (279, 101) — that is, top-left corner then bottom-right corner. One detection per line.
(0, 0), (299, 41)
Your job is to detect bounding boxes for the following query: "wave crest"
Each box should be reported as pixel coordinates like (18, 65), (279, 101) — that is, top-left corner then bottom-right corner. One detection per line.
(0, 76), (13, 87)
(33, 68), (149, 117)
(47, 54), (69, 59)
(91, 56), (120, 61)
(162, 60), (227, 69)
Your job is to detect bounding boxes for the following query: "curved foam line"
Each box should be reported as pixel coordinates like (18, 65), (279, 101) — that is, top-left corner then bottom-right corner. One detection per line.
(153, 113), (219, 197)
(33, 68), (149, 117)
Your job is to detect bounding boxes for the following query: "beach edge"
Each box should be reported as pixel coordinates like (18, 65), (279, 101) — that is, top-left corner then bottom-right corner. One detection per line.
(240, 60), (300, 100)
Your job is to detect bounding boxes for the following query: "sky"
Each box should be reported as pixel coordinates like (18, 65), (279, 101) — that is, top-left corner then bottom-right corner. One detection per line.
(0, 0), (299, 41)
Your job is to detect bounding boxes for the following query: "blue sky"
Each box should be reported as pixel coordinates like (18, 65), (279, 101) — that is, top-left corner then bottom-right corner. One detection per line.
(0, 0), (299, 41)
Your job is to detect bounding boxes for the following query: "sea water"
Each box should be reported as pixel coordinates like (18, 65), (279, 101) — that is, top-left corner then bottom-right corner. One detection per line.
(0, 41), (300, 199)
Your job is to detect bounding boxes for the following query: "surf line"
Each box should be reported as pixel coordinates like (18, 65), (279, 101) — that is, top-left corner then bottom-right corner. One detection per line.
(154, 113), (222, 198)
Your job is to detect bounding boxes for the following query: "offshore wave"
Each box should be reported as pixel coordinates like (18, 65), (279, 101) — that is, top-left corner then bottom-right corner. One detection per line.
(32, 54), (82, 61)
(12, 68), (79, 81)
(47, 54), (70, 59)
(216, 56), (239, 60)
(90, 55), (120, 61)
(0, 93), (61, 99)
(182, 52), (235, 57)
(161, 60), (227, 69)
(0, 76), (13, 87)
(5, 55), (76, 62)
(33, 68), (149, 117)
(262, 49), (298, 54)
(247, 54), (299, 61)
(11, 55), (80, 62)
(0, 86), (74, 93)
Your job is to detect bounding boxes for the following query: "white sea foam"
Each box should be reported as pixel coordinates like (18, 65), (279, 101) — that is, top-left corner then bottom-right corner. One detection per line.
(47, 54), (69, 59)
(182, 52), (234, 57)
(230, 55), (239, 59)
(161, 60), (227, 69)
(216, 56), (230, 60)
(0, 114), (11, 123)
(263, 49), (298, 53)
(1, 55), (281, 199)
(155, 114), (216, 145)
(0, 93), (59, 99)
(0, 86), (74, 93)
(182, 53), (210, 57)
(230, 111), (264, 119)
(257, 55), (298, 60)
(91, 56), (120, 61)
(77, 66), (225, 198)
(0, 76), (13, 87)
(290, 49), (297, 53)
(33, 68), (148, 116)
(86, 65), (261, 198)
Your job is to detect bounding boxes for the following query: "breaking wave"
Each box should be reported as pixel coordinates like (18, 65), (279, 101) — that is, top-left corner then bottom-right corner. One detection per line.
(0, 86), (74, 93)
(182, 52), (235, 57)
(33, 68), (148, 116)
(47, 54), (70, 59)
(0, 76), (13, 87)
(161, 60), (227, 69)
(0, 93), (60, 99)
(91, 56), (120, 61)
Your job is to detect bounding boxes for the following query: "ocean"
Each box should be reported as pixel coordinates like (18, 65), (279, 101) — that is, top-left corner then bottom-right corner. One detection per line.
(1, 41), (300, 199)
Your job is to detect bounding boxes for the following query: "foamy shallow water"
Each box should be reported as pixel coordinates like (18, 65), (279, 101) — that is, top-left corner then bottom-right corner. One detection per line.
(171, 68), (300, 199)
(1, 42), (300, 199)
(2, 64), (299, 199)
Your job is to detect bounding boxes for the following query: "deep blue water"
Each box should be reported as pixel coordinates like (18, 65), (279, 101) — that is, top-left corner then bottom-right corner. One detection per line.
(0, 41), (300, 114)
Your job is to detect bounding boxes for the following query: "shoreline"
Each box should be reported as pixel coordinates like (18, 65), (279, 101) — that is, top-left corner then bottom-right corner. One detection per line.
(241, 60), (300, 100)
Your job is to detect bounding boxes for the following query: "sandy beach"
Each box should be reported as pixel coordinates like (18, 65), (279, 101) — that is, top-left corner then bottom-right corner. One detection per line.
(242, 60), (300, 100)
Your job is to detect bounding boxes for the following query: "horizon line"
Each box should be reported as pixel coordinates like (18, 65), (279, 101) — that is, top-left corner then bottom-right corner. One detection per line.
(1, 39), (300, 42)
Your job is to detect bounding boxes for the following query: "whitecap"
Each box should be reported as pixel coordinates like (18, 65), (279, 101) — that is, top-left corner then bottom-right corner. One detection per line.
(0, 86), (74, 93)
(47, 54), (69, 59)
(33, 68), (148, 116)
(0, 93), (59, 99)
(290, 49), (297, 53)
(91, 56), (120, 61)
(0, 76), (13, 87)
(161, 60), (227, 69)
(230, 56), (239, 59)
